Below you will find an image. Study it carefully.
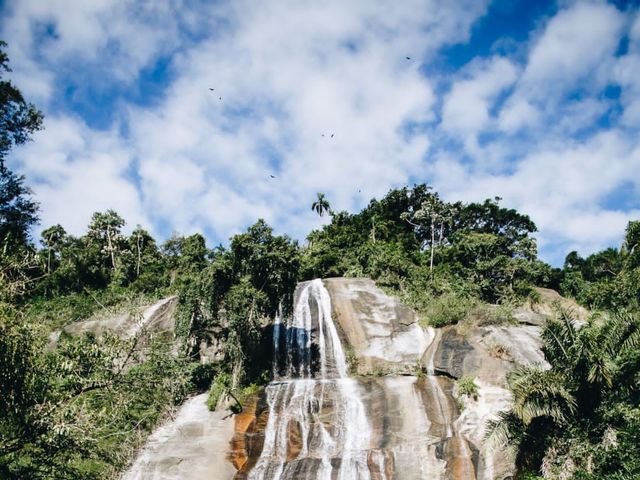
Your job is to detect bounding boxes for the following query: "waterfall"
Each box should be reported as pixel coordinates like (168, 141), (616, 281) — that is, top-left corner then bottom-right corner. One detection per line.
(241, 279), (476, 479)
(249, 279), (379, 480)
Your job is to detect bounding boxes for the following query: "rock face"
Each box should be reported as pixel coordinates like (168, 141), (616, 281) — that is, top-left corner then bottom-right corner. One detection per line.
(49, 296), (178, 347)
(127, 278), (569, 479)
(513, 287), (588, 326)
(232, 279), (477, 479)
(233, 376), (474, 480)
(324, 277), (430, 375)
(122, 394), (236, 480)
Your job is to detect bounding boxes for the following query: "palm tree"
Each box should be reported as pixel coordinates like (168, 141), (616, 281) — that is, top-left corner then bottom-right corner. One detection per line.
(486, 364), (576, 474)
(311, 192), (331, 217)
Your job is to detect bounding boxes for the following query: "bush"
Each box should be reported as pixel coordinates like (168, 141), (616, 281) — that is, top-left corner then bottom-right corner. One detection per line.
(421, 293), (477, 328)
(190, 363), (217, 392)
(456, 375), (478, 400)
(470, 302), (515, 327)
(207, 373), (230, 411)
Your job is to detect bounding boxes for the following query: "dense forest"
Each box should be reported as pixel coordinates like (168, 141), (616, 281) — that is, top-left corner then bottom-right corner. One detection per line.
(1, 42), (639, 479)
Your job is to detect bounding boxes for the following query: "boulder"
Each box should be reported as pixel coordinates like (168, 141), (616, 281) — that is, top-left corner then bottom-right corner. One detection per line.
(323, 277), (430, 375)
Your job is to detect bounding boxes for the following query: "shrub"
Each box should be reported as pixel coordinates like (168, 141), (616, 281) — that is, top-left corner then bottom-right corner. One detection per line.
(456, 375), (478, 400)
(421, 293), (477, 328)
(207, 373), (230, 411)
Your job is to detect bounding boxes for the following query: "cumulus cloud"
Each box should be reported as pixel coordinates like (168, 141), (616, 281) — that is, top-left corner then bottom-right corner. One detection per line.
(2, 0), (640, 264)
(498, 1), (624, 134)
(14, 117), (148, 236)
(430, 130), (640, 263)
(442, 56), (517, 152)
(124, 0), (485, 239)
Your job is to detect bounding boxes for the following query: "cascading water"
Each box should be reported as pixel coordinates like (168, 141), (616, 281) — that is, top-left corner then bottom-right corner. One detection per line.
(239, 278), (477, 480)
(248, 279), (380, 480)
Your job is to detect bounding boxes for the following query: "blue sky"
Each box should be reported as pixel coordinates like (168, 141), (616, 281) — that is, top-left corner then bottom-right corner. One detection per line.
(1, 0), (639, 265)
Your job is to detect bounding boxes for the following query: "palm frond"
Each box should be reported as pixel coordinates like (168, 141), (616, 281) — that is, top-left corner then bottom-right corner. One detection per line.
(485, 410), (524, 448)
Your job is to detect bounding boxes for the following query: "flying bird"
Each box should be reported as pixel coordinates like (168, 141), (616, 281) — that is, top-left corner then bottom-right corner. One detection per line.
(406, 56), (411, 60)
(270, 174), (276, 178)
(209, 88), (215, 91)
(330, 134), (334, 138)
(219, 96), (222, 100)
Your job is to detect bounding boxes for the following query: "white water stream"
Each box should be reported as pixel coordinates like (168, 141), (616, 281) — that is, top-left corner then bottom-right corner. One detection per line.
(249, 279), (380, 480)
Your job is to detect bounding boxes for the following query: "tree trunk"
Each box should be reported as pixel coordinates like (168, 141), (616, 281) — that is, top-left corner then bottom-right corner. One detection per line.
(430, 223), (435, 273)
(136, 234), (142, 276)
(107, 229), (117, 271)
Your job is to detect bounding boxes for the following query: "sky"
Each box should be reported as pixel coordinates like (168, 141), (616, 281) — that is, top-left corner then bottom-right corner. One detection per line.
(1, 0), (640, 266)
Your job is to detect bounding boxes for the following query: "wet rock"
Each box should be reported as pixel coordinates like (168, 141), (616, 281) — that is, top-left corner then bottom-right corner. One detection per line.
(233, 376), (478, 479)
(122, 394), (236, 480)
(323, 278), (430, 375)
(432, 327), (475, 379)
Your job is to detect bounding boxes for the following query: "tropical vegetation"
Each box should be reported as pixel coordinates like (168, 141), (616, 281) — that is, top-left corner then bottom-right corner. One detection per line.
(1, 40), (639, 479)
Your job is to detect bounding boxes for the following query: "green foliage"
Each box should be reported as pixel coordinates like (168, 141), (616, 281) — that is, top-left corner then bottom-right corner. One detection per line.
(0, 319), (196, 479)
(0, 41), (44, 164)
(456, 375), (479, 400)
(207, 373), (230, 411)
(0, 41), (42, 267)
(0, 166), (39, 253)
(558, 223), (640, 310)
(421, 292), (477, 327)
(178, 220), (300, 387)
(490, 309), (640, 478)
(24, 285), (158, 331)
(302, 184), (542, 304)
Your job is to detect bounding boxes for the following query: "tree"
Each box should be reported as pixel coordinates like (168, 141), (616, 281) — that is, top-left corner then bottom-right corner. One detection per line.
(87, 210), (125, 273)
(0, 167), (38, 251)
(0, 41), (44, 167)
(490, 310), (640, 477)
(624, 220), (640, 269)
(401, 190), (455, 272)
(311, 192), (331, 217)
(0, 41), (43, 252)
(40, 224), (66, 274)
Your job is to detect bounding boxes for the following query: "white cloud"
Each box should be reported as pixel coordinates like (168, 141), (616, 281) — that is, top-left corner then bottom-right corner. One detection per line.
(12, 117), (148, 237)
(124, 0), (483, 239)
(442, 56), (517, 144)
(612, 12), (640, 127)
(3, 0), (640, 266)
(0, 0), (195, 102)
(498, 1), (624, 135)
(430, 130), (640, 261)
(497, 98), (540, 133)
(520, 1), (623, 97)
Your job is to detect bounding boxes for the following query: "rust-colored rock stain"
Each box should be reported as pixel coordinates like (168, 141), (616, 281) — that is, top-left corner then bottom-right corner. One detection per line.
(229, 392), (269, 478)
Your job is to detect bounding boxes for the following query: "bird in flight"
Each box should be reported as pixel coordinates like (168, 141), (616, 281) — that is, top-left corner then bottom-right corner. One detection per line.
(406, 56), (411, 60)
(209, 88), (215, 91)
(270, 174), (276, 178)
(219, 96), (222, 100)
(331, 134), (334, 138)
